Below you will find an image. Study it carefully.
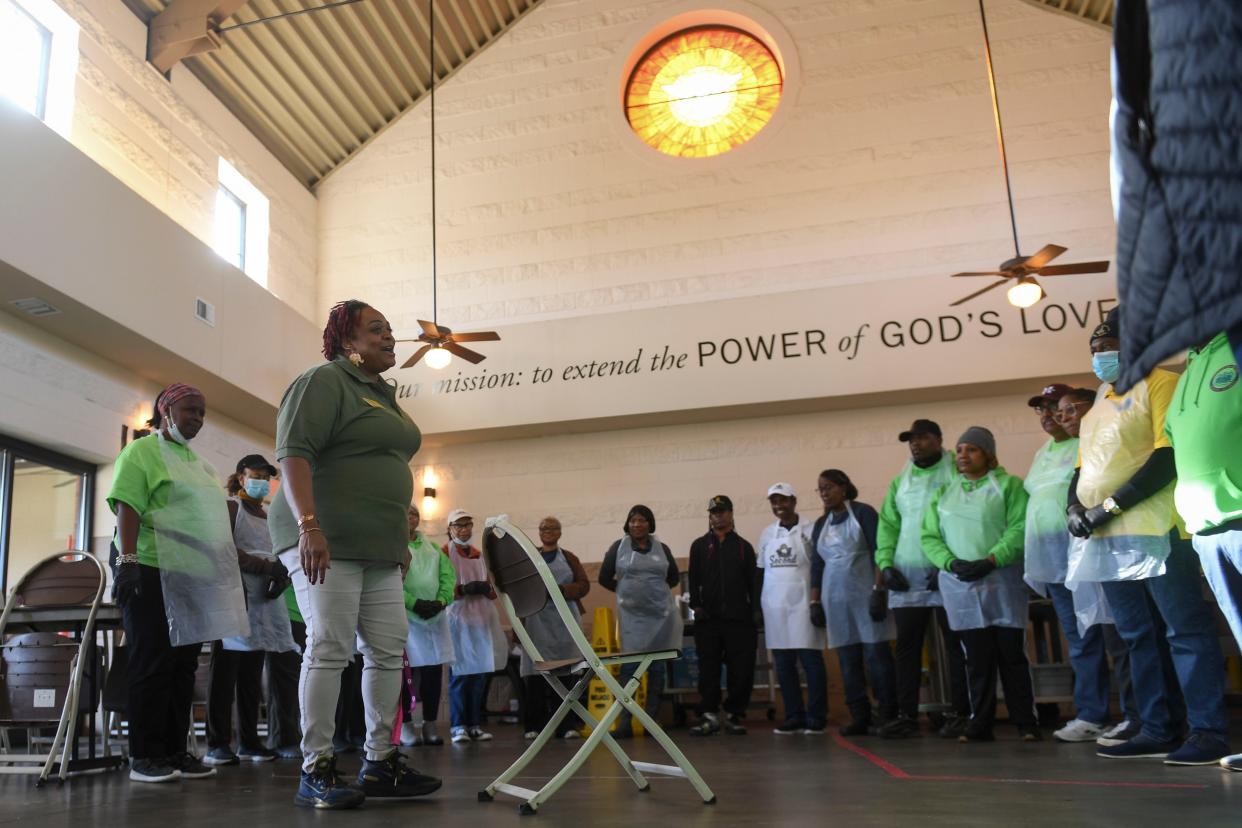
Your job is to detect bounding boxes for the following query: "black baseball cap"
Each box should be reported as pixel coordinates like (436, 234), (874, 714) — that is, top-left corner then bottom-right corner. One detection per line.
(708, 495), (733, 512)
(898, 419), (942, 442)
(1028, 383), (1074, 408)
(1090, 307), (1120, 343)
(236, 454), (278, 476)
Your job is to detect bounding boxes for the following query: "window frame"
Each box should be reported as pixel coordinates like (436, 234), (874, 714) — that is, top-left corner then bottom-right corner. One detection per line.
(0, 0), (78, 137)
(2, 0), (53, 120)
(215, 183), (248, 272)
(215, 158), (270, 287)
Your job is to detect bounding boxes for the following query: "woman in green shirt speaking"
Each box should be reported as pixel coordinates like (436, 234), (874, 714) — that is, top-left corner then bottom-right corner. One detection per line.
(271, 300), (441, 809)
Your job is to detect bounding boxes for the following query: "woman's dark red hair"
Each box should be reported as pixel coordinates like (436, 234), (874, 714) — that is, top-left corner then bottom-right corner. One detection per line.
(322, 299), (370, 360)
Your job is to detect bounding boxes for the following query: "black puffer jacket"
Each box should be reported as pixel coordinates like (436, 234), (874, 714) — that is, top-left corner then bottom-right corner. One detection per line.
(1112, 0), (1242, 391)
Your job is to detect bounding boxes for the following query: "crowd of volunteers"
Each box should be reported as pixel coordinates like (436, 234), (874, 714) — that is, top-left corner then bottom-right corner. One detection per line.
(105, 298), (1242, 809)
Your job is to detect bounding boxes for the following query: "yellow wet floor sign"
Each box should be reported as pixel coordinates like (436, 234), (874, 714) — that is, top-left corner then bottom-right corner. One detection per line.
(581, 606), (645, 736)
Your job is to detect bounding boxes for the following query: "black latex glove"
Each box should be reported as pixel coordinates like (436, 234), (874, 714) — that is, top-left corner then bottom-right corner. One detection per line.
(881, 567), (910, 592)
(752, 609), (764, 629)
(950, 559), (996, 582)
(266, 559), (292, 599)
(1066, 504), (1092, 539)
(413, 599), (443, 619)
(809, 602), (826, 628)
(927, 569), (940, 591)
(113, 563), (141, 607)
(1083, 505), (1115, 532)
(868, 589), (888, 622)
(463, 580), (491, 596)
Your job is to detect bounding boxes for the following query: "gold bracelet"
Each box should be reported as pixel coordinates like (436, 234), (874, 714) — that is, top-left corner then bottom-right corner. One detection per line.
(296, 513), (318, 528)
(299, 526), (324, 535)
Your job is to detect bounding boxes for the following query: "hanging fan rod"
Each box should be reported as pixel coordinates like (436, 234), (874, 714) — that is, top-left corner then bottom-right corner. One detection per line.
(429, 0), (438, 326)
(215, 0), (367, 33)
(977, 0), (1020, 260)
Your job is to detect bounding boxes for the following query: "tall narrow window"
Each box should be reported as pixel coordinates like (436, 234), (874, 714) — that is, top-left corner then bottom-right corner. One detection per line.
(214, 158), (270, 286)
(214, 185), (247, 271)
(0, 0), (53, 120)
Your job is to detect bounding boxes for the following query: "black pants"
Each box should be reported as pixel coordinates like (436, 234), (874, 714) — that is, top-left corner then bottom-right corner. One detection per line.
(407, 665), (444, 722)
(523, 675), (579, 735)
(206, 642), (265, 751)
(693, 619), (757, 717)
(121, 564), (200, 760)
(959, 626), (1037, 730)
(334, 657), (366, 749)
(266, 620), (305, 750)
(892, 605), (970, 719)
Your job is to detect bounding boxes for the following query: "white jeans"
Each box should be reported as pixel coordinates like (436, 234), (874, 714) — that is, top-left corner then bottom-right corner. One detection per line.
(280, 549), (406, 771)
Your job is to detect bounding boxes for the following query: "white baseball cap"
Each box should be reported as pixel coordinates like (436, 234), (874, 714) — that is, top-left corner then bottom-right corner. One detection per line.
(767, 482), (796, 499)
(446, 508), (473, 526)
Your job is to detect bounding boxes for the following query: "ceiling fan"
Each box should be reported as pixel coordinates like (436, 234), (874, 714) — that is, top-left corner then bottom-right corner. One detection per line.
(398, 320), (499, 368)
(950, 0), (1110, 309)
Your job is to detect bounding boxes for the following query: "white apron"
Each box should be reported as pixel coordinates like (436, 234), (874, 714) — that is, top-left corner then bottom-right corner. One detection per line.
(615, 534), (683, 652)
(759, 521), (826, 650)
(818, 505), (895, 648)
(221, 498), (296, 653)
(936, 472), (1029, 631)
(149, 435), (249, 647)
(519, 549), (582, 676)
(404, 537), (455, 667)
(1022, 438), (1079, 594)
(888, 457), (955, 609)
(445, 542), (506, 676)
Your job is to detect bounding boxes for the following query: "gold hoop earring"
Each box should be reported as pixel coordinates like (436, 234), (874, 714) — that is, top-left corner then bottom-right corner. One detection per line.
(348, 351), (363, 367)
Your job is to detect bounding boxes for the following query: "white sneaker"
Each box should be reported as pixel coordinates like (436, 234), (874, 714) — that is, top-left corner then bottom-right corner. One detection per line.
(468, 727), (493, 741)
(451, 727), (471, 744)
(400, 722), (423, 747)
(560, 730), (581, 740)
(523, 731), (539, 740)
(1096, 720), (1139, 747)
(1220, 753), (1242, 771)
(1054, 719), (1105, 743)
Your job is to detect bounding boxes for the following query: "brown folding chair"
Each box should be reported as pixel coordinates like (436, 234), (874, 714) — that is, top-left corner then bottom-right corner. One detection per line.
(0, 551), (105, 784)
(479, 516), (714, 815)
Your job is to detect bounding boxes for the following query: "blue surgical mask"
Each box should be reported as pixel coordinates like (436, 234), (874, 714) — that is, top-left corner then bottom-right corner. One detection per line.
(1092, 351), (1121, 384)
(166, 420), (192, 445)
(244, 479), (270, 500)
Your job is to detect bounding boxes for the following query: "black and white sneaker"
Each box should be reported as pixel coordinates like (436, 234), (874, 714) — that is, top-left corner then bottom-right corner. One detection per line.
(773, 721), (804, 735)
(129, 758), (180, 783)
(357, 749), (442, 799)
(237, 746), (278, 763)
(722, 714), (748, 735)
(168, 752), (217, 779)
(203, 747), (239, 766)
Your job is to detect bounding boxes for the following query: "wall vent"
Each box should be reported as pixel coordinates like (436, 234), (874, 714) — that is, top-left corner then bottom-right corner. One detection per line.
(9, 297), (62, 317)
(195, 297), (216, 327)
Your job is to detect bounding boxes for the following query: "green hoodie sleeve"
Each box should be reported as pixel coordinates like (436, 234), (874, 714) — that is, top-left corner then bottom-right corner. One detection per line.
(874, 475), (904, 569)
(987, 474), (1029, 568)
(436, 549), (456, 606)
(919, 484), (956, 571)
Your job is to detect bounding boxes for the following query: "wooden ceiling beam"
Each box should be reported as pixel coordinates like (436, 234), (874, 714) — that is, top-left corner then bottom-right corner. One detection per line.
(148, 0), (249, 73)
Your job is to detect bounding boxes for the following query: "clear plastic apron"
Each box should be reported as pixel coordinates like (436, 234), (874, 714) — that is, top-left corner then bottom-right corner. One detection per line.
(616, 534), (683, 652)
(937, 473), (1029, 631)
(149, 435), (249, 647)
(1066, 538), (1117, 635)
(818, 504), (895, 648)
(221, 498), (296, 653)
(760, 522), (825, 650)
(889, 457), (955, 609)
(519, 550), (582, 676)
(1066, 380), (1173, 582)
(403, 538), (455, 667)
(445, 543), (506, 676)
(1022, 438), (1079, 594)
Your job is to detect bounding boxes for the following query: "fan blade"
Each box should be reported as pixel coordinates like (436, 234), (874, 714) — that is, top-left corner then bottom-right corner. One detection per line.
(1022, 244), (1067, 270)
(950, 279), (1009, 307)
(1035, 261), (1111, 277)
(400, 344), (432, 369)
(449, 330), (501, 343)
(417, 319), (443, 338)
(950, 271), (1008, 278)
(444, 341), (486, 364)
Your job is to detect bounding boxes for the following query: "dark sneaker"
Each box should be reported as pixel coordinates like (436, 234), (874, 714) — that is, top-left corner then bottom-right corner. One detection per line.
(838, 719), (870, 737)
(803, 723), (827, 735)
(467, 727), (493, 742)
(357, 749), (442, 799)
(169, 752), (216, 779)
(1097, 733), (1181, 759)
(722, 714), (747, 735)
(880, 716), (919, 739)
(203, 747), (239, 767)
(689, 713), (720, 736)
(295, 755), (366, 809)
(938, 715), (969, 740)
(238, 746), (278, 763)
(958, 722), (995, 743)
(1164, 734), (1232, 766)
(1019, 725), (1043, 743)
(1096, 719), (1139, 747)
(773, 721), (804, 735)
(129, 757), (180, 783)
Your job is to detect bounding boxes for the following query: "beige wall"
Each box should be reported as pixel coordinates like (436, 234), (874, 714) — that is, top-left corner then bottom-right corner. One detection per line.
(53, 0), (318, 319)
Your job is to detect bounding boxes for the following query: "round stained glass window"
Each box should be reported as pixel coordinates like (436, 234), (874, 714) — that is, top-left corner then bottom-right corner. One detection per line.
(625, 26), (783, 159)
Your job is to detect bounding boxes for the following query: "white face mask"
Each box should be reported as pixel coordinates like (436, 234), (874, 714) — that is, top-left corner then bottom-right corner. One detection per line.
(166, 419), (192, 445)
(451, 535), (471, 547)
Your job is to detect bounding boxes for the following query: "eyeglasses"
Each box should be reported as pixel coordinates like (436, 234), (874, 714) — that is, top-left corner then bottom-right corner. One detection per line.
(1054, 402), (1092, 420)
(452, 521), (474, 529)
(538, 526), (561, 533)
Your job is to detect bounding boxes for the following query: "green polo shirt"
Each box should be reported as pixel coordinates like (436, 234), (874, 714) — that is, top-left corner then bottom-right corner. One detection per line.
(107, 434), (199, 568)
(268, 357), (422, 562)
(1166, 332), (1242, 534)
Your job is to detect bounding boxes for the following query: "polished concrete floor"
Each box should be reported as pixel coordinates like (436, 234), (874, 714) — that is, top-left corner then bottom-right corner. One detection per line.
(4, 722), (1241, 827)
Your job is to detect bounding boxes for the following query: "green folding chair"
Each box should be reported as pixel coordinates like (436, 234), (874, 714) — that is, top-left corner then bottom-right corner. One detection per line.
(479, 515), (715, 816)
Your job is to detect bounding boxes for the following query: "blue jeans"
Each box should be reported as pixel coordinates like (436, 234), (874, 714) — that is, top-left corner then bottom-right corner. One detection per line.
(448, 670), (488, 729)
(1101, 538), (1228, 742)
(836, 642), (897, 722)
(1194, 528), (1242, 651)
(1047, 582), (1111, 725)
(772, 648), (827, 727)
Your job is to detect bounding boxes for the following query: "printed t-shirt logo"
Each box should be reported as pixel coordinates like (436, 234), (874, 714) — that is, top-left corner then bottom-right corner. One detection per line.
(769, 542), (798, 567)
(1210, 364), (1238, 392)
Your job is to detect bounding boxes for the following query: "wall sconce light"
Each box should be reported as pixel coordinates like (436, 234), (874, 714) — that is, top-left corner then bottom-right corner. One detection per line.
(121, 424), (153, 449)
(423, 487), (437, 499)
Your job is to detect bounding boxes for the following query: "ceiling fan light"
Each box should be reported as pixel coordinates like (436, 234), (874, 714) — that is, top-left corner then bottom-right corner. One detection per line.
(425, 345), (452, 370)
(1007, 277), (1043, 309)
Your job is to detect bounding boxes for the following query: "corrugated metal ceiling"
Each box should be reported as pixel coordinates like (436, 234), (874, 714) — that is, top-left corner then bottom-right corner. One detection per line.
(124, 0), (542, 188)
